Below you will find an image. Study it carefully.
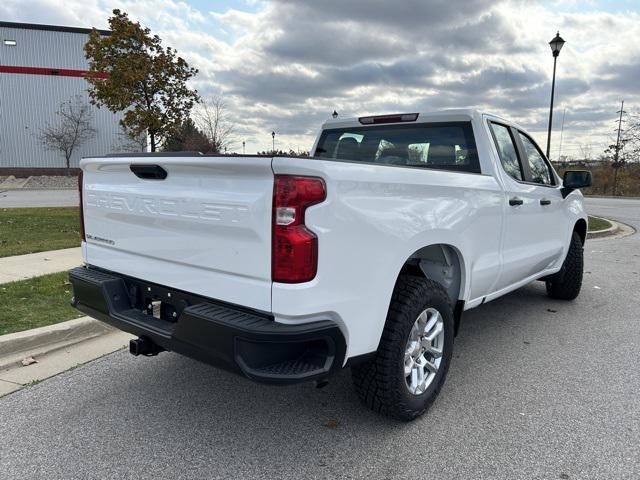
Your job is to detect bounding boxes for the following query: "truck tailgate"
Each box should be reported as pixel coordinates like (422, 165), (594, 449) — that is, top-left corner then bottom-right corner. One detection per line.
(81, 155), (273, 312)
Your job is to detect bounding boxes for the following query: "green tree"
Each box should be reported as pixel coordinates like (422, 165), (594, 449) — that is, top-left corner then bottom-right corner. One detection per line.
(84, 9), (199, 151)
(163, 118), (213, 153)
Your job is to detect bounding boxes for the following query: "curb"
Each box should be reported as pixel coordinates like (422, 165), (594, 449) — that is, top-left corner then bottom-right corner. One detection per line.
(585, 195), (640, 200)
(0, 316), (114, 369)
(587, 217), (635, 240)
(587, 216), (617, 239)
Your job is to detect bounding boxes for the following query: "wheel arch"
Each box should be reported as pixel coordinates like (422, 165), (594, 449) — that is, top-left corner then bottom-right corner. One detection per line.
(396, 243), (467, 334)
(574, 218), (587, 245)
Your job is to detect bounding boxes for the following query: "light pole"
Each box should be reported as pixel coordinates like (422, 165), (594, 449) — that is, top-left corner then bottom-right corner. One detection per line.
(242, 141), (245, 155)
(612, 100), (625, 196)
(546, 31), (566, 160)
(271, 131), (275, 153)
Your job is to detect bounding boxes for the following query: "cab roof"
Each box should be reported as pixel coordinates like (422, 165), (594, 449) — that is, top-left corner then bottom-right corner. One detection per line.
(321, 109), (515, 130)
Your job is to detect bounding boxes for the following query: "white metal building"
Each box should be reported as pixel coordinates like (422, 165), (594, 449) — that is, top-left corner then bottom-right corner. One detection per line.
(0, 21), (125, 172)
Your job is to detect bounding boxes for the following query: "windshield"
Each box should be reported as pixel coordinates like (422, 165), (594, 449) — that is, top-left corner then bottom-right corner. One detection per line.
(314, 122), (480, 174)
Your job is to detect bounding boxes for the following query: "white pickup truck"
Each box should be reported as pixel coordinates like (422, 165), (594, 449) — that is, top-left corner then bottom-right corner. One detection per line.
(69, 109), (591, 420)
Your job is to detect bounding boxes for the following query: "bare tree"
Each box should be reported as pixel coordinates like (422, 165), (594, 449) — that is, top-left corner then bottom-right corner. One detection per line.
(193, 96), (234, 153)
(624, 110), (640, 163)
(578, 144), (592, 162)
(114, 127), (148, 153)
(39, 96), (97, 174)
(603, 105), (640, 195)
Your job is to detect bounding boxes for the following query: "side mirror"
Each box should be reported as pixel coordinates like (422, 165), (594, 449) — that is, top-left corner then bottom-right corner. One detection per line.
(561, 170), (592, 198)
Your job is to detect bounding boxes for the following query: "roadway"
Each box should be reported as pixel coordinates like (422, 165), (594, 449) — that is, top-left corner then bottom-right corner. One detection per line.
(0, 189), (78, 208)
(0, 196), (638, 479)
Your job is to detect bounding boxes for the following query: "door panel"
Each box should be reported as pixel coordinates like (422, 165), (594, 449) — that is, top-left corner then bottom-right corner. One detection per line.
(488, 122), (565, 291)
(498, 181), (564, 289)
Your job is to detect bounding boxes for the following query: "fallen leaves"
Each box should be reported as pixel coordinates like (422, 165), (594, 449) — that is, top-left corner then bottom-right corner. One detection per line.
(21, 357), (37, 366)
(322, 419), (339, 429)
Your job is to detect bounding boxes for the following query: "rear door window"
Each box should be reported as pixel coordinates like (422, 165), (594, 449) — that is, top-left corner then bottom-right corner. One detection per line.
(314, 122), (480, 174)
(517, 132), (555, 185)
(489, 122), (523, 181)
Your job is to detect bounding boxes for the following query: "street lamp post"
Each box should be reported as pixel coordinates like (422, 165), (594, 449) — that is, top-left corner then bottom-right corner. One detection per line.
(242, 141), (245, 155)
(546, 31), (566, 160)
(271, 131), (275, 153)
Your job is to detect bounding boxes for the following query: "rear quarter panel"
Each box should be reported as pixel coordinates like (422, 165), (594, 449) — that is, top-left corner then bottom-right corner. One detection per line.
(271, 157), (504, 359)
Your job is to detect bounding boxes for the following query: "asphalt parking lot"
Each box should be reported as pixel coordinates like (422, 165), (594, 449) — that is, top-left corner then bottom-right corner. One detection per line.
(1, 197), (638, 479)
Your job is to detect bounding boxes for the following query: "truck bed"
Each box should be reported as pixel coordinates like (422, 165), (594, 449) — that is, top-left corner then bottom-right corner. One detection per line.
(81, 154), (274, 312)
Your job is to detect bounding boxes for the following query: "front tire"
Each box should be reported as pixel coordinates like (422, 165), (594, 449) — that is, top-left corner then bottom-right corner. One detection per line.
(546, 231), (584, 300)
(351, 275), (454, 421)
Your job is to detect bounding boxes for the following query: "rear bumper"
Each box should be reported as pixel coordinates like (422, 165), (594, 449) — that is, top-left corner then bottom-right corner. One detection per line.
(68, 266), (346, 384)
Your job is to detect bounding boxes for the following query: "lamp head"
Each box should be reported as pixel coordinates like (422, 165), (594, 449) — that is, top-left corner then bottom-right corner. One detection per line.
(549, 31), (566, 57)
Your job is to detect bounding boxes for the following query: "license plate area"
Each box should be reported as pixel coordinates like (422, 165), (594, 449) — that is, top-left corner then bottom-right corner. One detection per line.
(128, 281), (192, 323)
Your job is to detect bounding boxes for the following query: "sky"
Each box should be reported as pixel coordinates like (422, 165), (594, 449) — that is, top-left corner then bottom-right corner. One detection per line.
(1, 0), (638, 155)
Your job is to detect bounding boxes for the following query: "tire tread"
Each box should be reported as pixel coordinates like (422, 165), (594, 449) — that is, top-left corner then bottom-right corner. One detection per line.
(352, 275), (453, 421)
(546, 231), (583, 300)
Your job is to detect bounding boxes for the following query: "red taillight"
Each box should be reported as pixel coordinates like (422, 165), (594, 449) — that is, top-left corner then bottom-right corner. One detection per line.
(78, 170), (86, 241)
(272, 175), (326, 283)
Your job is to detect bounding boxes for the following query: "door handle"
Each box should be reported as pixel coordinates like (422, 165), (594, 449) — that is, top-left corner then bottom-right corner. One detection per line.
(130, 164), (167, 180)
(540, 198), (551, 206)
(509, 197), (523, 206)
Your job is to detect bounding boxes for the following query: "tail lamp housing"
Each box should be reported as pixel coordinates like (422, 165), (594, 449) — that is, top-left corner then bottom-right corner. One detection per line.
(272, 175), (326, 283)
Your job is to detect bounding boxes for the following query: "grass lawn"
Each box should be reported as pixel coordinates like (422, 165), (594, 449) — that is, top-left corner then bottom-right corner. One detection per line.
(0, 271), (84, 335)
(588, 215), (612, 232)
(0, 207), (80, 258)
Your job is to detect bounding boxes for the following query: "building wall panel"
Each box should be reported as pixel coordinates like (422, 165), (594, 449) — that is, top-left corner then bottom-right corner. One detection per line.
(1, 74), (125, 168)
(1, 25), (93, 70)
(0, 24), (134, 169)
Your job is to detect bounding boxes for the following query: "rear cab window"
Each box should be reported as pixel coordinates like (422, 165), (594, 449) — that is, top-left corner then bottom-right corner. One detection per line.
(314, 122), (481, 174)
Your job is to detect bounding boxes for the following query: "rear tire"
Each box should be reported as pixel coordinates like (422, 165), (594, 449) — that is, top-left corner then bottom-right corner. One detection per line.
(546, 231), (584, 300)
(351, 275), (454, 421)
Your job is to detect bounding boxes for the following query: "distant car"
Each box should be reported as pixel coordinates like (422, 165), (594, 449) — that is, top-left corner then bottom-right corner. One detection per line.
(69, 109), (592, 420)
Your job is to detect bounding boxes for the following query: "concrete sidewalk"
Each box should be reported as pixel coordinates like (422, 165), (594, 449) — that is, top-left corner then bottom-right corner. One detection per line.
(0, 247), (81, 284)
(0, 329), (133, 397)
(0, 248), (131, 398)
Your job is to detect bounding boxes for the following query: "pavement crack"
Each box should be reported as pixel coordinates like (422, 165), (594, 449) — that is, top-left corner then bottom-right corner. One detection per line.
(0, 378), (24, 386)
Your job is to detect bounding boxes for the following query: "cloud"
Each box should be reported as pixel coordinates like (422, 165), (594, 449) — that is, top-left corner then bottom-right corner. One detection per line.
(595, 60), (640, 93)
(1, 0), (639, 155)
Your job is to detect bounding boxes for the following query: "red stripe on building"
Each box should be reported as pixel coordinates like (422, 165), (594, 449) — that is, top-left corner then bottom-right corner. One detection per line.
(0, 65), (109, 79)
